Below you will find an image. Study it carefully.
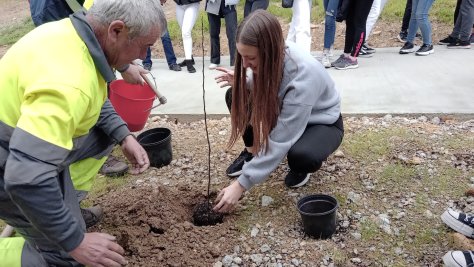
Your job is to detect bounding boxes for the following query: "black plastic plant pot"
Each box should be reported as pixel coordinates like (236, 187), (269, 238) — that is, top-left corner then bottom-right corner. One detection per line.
(297, 194), (338, 239)
(137, 127), (172, 168)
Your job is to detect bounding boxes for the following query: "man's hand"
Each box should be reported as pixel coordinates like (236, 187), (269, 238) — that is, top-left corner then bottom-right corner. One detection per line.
(215, 67), (235, 88)
(213, 180), (246, 213)
(120, 64), (147, 85)
(120, 135), (150, 174)
(69, 232), (127, 267)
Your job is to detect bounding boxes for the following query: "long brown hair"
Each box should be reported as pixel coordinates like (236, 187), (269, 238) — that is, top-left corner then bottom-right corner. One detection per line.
(228, 10), (285, 154)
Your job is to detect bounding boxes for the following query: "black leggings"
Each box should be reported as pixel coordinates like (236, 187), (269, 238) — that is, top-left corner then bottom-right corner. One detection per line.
(344, 0), (374, 57)
(225, 88), (344, 173)
(401, 0), (412, 32)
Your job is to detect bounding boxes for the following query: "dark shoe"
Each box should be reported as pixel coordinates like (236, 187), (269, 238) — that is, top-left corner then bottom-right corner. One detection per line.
(81, 206), (103, 228)
(178, 56), (195, 67)
(143, 63), (152, 71)
(399, 42), (415, 54)
(331, 54), (346, 67)
(99, 155), (128, 177)
(415, 44), (434, 56)
(226, 149), (253, 177)
(186, 59), (196, 73)
(441, 208), (474, 238)
(284, 170), (310, 188)
(362, 42), (376, 53)
(470, 34), (474, 44)
(443, 251), (474, 267)
(447, 39), (471, 49)
(169, 63), (182, 71)
(438, 35), (457, 45)
(358, 48), (374, 58)
(333, 56), (358, 70)
(397, 31), (408, 43)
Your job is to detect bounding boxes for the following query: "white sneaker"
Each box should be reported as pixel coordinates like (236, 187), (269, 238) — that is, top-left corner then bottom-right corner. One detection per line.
(321, 53), (331, 68)
(443, 251), (474, 267)
(209, 63), (219, 70)
(441, 208), (474, 238)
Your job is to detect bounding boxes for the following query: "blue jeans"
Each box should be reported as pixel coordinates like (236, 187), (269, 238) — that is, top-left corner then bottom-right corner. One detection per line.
(407, 0), (435, 45)
(142, 30), (178, 67)
(323, 0), (340, 49)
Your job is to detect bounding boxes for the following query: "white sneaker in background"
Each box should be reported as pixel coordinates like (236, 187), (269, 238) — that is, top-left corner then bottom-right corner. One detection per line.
(321, 53), (331, 68)
(209, 63), (219, 70)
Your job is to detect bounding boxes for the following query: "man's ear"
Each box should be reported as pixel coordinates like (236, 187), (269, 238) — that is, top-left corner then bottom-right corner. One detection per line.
(107, 20), (127, 43)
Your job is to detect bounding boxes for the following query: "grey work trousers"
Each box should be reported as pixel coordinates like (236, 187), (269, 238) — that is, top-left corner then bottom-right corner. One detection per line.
(0, 127), (114, 266)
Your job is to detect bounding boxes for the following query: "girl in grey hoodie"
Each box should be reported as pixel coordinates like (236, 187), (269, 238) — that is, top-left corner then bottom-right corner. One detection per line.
(213, 10), (344, 213)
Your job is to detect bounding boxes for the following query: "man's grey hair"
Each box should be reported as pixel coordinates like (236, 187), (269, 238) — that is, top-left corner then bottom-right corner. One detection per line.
(88, 0), (167, 39)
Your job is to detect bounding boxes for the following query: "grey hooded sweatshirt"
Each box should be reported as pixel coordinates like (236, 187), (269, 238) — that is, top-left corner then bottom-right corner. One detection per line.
(237, 41), (341, 190)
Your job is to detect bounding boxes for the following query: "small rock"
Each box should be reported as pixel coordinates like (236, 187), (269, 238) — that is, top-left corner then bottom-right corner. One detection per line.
(213, 262), (223, 267)
(260, 244), (271, 253)
(291, 258), (300, 266)
(351, 258), (362, 264)
(233, 257), (242, 265)
(250, 254), (263, 265)
(251, 227), (259, 237)
(431, 117), (441, 124)
(262, 196), (274, 207)
(222, 255), (233, 267)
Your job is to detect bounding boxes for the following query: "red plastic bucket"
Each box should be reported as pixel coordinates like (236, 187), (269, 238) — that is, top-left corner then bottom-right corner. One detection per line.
(109, 80), (156, 132)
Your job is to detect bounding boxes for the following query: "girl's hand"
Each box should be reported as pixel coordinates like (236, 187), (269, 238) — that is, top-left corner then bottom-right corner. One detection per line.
(214, 67), (234, 88)
(213, 180), (246, 213)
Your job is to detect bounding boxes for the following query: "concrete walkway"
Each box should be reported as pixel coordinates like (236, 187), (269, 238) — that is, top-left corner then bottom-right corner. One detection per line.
(137, 45), (473, 116)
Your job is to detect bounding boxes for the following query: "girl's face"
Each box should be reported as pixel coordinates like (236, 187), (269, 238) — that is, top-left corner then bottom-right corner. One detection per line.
(237, 42), (259, 74)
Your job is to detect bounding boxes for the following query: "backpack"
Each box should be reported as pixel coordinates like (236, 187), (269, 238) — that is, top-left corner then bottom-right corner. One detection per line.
(29, 0), (85, 26)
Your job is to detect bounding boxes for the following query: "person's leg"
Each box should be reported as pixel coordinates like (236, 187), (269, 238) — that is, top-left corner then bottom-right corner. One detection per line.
(244, 0), (253, 18)
(223, 6), (238, 66)
(343, 0), (356, 54)
(365, 0), (388, 41)
(349, 0), (373, 57)
(457, 0), (474, 42)
(208, 12), (222, 65)
(161, 30), (179, 68)
(181, 3), (200, 60)
(250, 0), (269, 13)
(414, 0), (434, 45)
(365, 0), (381, 40)
(454, 0), (463, 25)
(401, 0), (412, 32)
(285, 116), (344, 187)
(0, 237), (48, 266)
(224, 88), (253, 177)
(287, 0), (312, 52)
(406, 0), (420, 43)
(142, 47), (152, 70)
(323, 0), (338, 50)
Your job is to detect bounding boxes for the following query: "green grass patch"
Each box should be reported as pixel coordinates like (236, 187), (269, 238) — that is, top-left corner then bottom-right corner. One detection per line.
(0, 17), (34, 46)
(342, 128), (405, 162)
(378, 163), (417, 186)
(360, 219), (380, 241)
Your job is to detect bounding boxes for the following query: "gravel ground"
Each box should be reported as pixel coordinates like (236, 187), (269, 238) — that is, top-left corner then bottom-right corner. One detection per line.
(89, 115), (474, 267)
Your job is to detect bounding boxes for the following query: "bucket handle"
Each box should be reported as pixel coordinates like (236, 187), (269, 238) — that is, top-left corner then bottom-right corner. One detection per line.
(135, 62), (167, 112)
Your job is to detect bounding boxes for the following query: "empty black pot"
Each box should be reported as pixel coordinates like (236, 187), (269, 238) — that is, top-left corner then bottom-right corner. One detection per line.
(137, 127), (172, 168)
(297, 194), (338, 239)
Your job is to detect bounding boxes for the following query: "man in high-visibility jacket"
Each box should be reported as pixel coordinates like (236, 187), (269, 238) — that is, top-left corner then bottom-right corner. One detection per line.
(0, 0), (167, 266)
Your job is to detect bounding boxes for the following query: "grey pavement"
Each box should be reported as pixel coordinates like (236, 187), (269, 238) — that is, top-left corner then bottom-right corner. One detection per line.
(136, 45), (473, 116)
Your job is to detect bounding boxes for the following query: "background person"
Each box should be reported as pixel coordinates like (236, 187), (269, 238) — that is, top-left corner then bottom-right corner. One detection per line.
(0, 0), (166, 265)
(206, 0), (238, 69)
(212, 10), (343, 213)
(174, 0), (201, 73)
